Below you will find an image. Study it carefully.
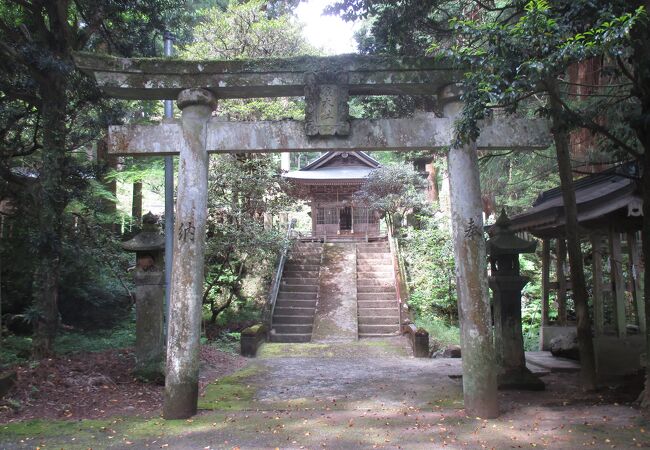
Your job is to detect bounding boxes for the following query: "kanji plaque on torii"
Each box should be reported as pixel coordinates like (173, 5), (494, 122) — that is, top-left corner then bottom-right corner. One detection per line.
(75, 51), (551, 420)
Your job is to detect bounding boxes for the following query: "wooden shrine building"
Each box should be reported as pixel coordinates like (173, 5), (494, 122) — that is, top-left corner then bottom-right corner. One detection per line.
(284, 151), (381, 240)
(509, 162), (645, 380)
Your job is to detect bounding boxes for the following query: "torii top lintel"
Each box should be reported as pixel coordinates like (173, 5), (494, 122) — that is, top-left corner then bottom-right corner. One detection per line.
(73, 52), (464, 100)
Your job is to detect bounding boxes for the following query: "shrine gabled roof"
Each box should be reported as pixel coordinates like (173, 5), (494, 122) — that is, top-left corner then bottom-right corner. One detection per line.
(283, 151), (380, 184)
(301, 151), (380, 170)
(509, 162), (642, 237)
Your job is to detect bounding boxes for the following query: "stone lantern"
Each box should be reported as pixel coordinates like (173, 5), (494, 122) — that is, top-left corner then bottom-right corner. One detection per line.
(487, 210), (544, 390)
(122, 212), (165, 382)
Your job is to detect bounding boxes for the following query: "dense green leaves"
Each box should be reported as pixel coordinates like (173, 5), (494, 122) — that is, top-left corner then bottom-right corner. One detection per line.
(354, 164), (428, 234)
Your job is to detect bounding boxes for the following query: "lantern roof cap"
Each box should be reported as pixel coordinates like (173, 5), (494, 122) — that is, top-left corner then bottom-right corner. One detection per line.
(122, 212), (165, 252)
(487, 209), (537, 256)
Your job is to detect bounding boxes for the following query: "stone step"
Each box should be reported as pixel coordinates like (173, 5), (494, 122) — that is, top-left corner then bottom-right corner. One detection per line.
(287, 258), (322, 265)
(274, 306), (316, 316)
(269, 333), (311, 343)
(272, 324), (313, 334)
(357, 265), (393, 272)
(282, 276), (318, 284)
(358, 324), (400, 334)
(274, 299), (317, 309)
(357, 279), (395, 287)
(289, 251), (322, 256)
(284, 264), (320, 272)
(357, 271), (394, 282)
(358, 307), (399, 317)
(357, 285), (395, 293)
(358, 316), (399, 325)
(359, 332), (400, 338)
(358, 292), (395, 301)
(284, 271), (321, 278)
(357, 254), (391, 260)
(358, 300), (399, 308)
(357, 247), (391, 254)
(277, 291), (317, 300)
(281, 284), (318, 293)
(273, 314), (314, 324)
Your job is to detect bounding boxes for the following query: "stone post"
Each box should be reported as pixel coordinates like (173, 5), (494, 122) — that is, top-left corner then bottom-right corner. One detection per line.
(440, 84), (499, 419)
(487, 210), (544, 390)
(122, 212), (166, 382)
(163, 88), (217, 420)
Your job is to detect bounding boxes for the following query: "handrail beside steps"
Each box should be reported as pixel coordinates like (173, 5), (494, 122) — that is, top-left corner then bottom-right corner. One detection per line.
(265, 219), (296, 330)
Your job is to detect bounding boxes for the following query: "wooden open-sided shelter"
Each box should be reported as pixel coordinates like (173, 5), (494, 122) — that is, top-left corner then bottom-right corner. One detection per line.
(509, 162), (645, 379)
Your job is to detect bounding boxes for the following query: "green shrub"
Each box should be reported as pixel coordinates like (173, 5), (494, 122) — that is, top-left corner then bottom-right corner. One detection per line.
(54, 319), (135, 354)
(0, 335), (33, 367)
(415, 315), (460, 348)
(400, 214), (457, 322)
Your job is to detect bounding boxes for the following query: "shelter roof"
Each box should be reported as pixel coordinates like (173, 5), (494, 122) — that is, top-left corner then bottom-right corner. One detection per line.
(509, 162), (642, 237)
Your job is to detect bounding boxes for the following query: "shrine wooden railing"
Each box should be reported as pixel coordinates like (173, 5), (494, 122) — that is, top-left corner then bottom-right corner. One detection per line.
(264, 219), (296, 330)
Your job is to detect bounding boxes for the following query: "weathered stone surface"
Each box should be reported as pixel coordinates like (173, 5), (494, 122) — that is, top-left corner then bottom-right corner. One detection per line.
(241, 324), (268, 357)
(442, 345), (462, 358)
(122, 213), (166, 382)
(444, 87), (499, 419)
(550, 332), (580, 360)
(73, 52), (462, 100)
(311, 243), (357, 343)
(304, 71), (350, 136)
(108, 114), (551, 156)
(163, 88), (216, 420)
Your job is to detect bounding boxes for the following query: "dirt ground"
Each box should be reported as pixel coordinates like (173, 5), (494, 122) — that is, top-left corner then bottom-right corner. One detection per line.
(0, 346), (247, 422)
(1, 337), (649, 449)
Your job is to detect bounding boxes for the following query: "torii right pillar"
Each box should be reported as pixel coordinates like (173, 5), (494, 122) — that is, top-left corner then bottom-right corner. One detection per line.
(440, 85), (499, 418)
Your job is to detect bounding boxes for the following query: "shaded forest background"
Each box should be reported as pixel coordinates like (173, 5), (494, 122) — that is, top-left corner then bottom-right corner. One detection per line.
(0, 0), (649, 401)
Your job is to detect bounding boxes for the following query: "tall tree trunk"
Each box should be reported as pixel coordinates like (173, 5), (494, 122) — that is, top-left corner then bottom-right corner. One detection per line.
(32, 84), (68, 359)
(425, 161), (439, 203)
(132, 181), (143, 228)
(96, 138), (119, 233)
(547, 79), (597, 389)
(628, 0), (650, 407)
(641, 153), (650, 407)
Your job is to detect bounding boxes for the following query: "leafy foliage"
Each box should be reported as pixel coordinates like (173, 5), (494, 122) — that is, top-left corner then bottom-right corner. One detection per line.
(354, 164), (428, 234)
(400, 215), (457, 323)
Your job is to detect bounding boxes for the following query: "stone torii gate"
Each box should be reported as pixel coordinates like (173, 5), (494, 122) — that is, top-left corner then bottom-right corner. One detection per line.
(75, 52), (550, 420)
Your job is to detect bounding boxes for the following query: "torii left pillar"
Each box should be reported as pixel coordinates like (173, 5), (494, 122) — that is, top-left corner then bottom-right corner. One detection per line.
(163, 89), (217, 419)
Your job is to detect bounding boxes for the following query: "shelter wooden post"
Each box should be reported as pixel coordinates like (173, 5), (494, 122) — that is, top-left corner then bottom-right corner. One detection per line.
(628, 232), (646, 334)
(609, 229), (627, 338)
(591, 234), (605, 336)
(441, 85), (498, 419)
(163, 88), (217, 420)
(541, 238), (550, 327)
(556, 238), (567, 325)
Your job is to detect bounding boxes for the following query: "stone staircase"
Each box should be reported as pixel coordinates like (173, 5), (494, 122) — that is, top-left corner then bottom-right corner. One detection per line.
(357, 241), (400, 338)
(270, 242), (322, 343)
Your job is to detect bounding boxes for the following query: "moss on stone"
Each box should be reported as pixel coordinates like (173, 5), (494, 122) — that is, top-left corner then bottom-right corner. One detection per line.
(198, 366), (261, 411)
(241, 323), (265, 336)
